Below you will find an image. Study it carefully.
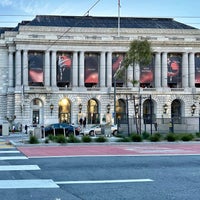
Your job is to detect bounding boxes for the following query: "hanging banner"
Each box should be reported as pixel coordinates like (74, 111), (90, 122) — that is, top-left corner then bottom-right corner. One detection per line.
(167, 53), (182, 85)
(84, 54), (99, 84)
(140, 56), (154, 87)
(28, 52), (44, 86)
(57, 53), (72, 87)
(195, 53), (200, 84)
(112, 53), (125, 84)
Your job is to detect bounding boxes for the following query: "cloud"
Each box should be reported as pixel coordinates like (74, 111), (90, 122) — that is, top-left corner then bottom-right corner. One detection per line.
(0, 0), (13, 6)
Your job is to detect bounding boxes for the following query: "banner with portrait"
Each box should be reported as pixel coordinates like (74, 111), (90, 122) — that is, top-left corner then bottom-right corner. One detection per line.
(57, 52), (72, 87)
(195, 53), (200, 84)
(28, 52), (44, 86)
(167, 53), (182, 85)
(84, 53), (99, 85)
(112, 53), (125, 85)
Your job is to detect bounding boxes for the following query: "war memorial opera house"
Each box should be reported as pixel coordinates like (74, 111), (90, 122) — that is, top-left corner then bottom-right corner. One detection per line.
(1, 15), (200, 133)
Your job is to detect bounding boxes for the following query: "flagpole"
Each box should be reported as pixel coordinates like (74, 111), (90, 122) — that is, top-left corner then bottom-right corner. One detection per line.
(118, 0), (121, 37)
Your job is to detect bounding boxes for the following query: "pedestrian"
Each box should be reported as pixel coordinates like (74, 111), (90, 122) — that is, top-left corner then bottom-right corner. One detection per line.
(25, 125), (28, 134)
(83, 117), (86, 128)
(79, 118), (83, 126)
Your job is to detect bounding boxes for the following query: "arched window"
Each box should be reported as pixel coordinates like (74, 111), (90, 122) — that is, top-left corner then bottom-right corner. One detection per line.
(87, 99), (99, 124)
(116, 99), (126, 123)
(171, 99), (181, 124)
(58, 98), (71, 123)
(143, 98), (155, 124)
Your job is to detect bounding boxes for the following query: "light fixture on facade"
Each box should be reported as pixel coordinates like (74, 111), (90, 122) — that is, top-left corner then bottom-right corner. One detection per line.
(79, 103), (82, 113)
(50, 103), (54, 115)
(107, 104), (111, 113)
(135, 104), (139, 114)
(191, 104), (196, 116)
(163, 104), (168, 114)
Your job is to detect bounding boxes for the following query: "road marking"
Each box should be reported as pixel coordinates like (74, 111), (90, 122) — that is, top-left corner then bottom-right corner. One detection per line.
(0, 150), (20, 154)
(0, 156), (28, 160)
(56, 179), (153, 185)
(0, 165), (40, 171)
(0, 179), (59, 189)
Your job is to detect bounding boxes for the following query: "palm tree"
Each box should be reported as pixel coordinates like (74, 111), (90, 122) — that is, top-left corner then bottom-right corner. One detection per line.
(122, 39), (153, 134)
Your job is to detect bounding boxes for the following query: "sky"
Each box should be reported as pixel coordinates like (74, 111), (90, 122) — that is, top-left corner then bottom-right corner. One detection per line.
(0, 0), (200, 29)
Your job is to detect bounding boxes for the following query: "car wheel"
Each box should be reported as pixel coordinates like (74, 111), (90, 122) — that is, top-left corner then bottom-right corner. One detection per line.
(89, 130), (94, 136)
(113, 130), (118, 136)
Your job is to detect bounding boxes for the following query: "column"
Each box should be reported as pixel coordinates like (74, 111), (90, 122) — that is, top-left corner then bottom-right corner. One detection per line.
(107, 52), (112, 87)
(189, 52), (195, 87)
(15, 49), (21, 86)
(8, 50), (14, 87)
(134, 63), (140, 87)
(72, 51), (78, 87)
(182, 52), (189, 88)
(127, 66), (133, 87)
(79, 51), (84, 87)
(161, 52), (168, 87)
(44, 50), (50, 86)
(155, 52), (161, 87)
(51, 51), (57, 87)
(100, 51), (106, 87)
(23, 50), (28, 86)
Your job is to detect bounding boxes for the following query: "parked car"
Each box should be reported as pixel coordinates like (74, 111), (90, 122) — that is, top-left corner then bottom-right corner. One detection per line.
(44, 123), (81, 136)
(81, 124), (119, 136)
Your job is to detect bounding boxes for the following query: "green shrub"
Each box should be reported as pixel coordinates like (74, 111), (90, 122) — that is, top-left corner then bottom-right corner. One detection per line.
(196, 132), (200, 138)
(149, 133), (161, 142)
(142, 131), (150, 140)
(130, 133), (143, 142)
(82, 135), (92, 143)
(179, 133), (194, 141)
(117, 137), (131, 142)
(94, 136), (107, 143)
(29, 135), (39, 144)
(44, 138), (49, 143)
(55, 135), (67, 143)
(48, 134), (56, 141)
(67, 135), (81, 143)
(165, 133), (177, 142)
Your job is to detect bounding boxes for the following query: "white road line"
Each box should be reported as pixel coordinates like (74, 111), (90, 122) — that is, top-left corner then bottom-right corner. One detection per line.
(56, 179), (154, 185)
(0, 150), (20, 154)
(0, 165), (40, 171)
(0, 156), (28, 160)
(0, 179), (59, 189)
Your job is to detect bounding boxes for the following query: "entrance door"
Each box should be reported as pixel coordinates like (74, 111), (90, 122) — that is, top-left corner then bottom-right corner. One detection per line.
(32, 110), (39, 125)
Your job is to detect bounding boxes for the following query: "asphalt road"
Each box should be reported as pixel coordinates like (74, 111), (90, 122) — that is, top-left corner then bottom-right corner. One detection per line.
(0, 147), (200, 200)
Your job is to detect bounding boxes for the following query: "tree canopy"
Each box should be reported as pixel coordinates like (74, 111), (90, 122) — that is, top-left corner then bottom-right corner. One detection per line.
(123, 40), (153, 68)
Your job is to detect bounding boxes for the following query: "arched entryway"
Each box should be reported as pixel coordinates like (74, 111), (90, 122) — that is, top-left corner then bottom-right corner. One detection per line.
(116, 99), (126, 123)
(87, 99), (99, 124)
(58, 98), (71, 123)
(171, 99), (181, 123)
(31, 98), (44, 125)
(143, 98), (155, 124)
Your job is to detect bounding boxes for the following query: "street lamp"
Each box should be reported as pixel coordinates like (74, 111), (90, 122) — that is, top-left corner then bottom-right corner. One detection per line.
(191, 104), (196, 116)
(107, 104), (111, 113)
(50, 103), (54, 115)
(163, 104), (168, 114)
(79, 103), (82, 113)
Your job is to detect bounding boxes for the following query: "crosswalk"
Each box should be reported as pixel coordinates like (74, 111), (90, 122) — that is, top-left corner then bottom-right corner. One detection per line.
(0, 144), (59, 189)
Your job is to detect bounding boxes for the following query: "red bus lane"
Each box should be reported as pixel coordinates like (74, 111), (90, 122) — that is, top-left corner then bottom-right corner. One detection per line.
(17, 143), (200, 158)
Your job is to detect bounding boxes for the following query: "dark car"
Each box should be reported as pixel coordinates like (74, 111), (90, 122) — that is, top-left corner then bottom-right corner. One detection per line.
(44, 123), (81, 137)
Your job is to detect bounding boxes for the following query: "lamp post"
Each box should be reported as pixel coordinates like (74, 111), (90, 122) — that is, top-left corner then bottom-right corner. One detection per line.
(191, 104), (196, 116)
(50, 103), (54, 116)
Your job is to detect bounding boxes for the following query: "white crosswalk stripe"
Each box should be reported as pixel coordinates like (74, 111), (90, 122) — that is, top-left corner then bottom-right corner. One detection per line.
(0, 147), (60, 189)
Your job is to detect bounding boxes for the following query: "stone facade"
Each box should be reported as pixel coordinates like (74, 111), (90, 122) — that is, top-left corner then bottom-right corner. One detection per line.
(1, 16), (200, 133)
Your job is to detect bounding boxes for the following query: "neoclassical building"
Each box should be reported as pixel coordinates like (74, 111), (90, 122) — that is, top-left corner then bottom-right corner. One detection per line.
(0, 15), (200, 133)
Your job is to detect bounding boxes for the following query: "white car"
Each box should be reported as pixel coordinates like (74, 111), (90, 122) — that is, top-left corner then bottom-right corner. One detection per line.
(82, 124), (119, 136)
